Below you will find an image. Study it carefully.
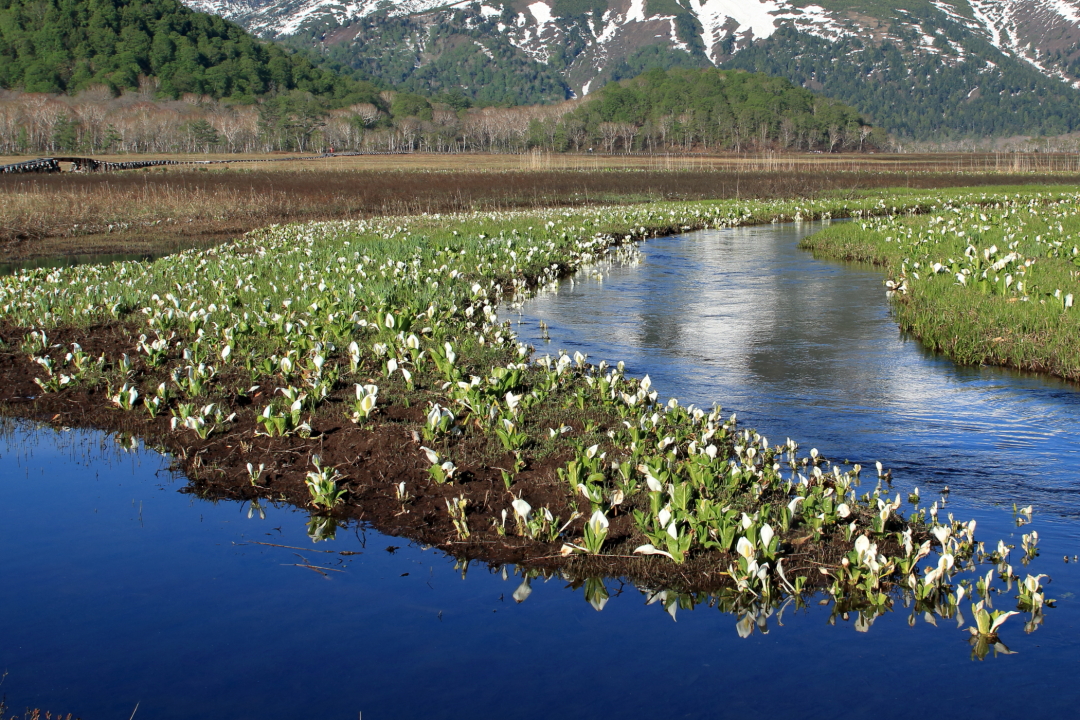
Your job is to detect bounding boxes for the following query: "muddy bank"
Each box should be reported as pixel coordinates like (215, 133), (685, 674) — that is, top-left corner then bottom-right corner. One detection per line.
(0, 320), (873, 595)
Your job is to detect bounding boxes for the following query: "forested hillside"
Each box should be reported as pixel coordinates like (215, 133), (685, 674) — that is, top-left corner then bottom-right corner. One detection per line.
(289, 8), (572, 107)
(0, 0), (377, 102)
(724, 24), (1080, 140)
(572, 68), (878, 152)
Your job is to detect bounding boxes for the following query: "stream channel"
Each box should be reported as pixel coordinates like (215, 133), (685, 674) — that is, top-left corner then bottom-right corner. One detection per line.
(2, 222), (1079, 718)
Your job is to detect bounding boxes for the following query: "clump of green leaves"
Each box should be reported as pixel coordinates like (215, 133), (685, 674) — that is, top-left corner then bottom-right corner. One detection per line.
(305, 455), (346, 509)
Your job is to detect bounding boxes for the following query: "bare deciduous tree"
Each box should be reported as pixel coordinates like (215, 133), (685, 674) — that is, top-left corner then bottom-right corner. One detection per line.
(598, 122), (620, 153)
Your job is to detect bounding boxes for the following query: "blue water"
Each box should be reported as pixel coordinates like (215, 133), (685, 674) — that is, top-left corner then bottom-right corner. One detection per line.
(3, 223), (1079, 718)
(518, 223), (1080, 515)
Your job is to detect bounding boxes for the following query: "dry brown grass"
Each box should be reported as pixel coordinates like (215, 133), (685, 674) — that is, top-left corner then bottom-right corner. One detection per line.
(4, 151), (1080, 264)
(6, 150), (1080, 173)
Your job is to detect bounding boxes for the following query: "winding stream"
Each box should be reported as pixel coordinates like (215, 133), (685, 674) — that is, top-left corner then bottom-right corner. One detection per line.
(517, 222), (1080, 516)
(2, 223), (1078, 718)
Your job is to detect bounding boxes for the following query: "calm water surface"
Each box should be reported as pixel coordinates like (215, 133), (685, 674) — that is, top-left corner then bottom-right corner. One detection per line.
(2, 223), (1079, 719)
(518, 223), (1080, 516)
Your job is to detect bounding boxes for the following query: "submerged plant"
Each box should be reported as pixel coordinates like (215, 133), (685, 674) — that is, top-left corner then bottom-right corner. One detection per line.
(247, 498), (266, 520)
(968, 600), (1019, 660)
(307, 514), (339, 542)
(584, 576), (609, 611)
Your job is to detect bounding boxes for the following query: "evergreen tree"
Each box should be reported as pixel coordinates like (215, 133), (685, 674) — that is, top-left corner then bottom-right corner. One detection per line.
(0, 0), (383, 104)
(572, 67), (871, 152)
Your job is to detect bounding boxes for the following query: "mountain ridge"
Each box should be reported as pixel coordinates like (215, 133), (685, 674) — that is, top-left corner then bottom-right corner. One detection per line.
(182, 0), (1080, 84)
(182, 0), (1080, 138)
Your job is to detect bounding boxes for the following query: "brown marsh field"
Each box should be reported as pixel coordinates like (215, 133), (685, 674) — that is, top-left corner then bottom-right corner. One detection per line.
(4, 151), (1080, 263)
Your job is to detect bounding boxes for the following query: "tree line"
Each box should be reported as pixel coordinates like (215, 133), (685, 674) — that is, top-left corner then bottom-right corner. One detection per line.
(0, 68), (884, 156)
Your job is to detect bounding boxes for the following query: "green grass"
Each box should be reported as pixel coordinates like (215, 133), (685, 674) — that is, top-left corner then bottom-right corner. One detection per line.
(803, 189), (1080, 380)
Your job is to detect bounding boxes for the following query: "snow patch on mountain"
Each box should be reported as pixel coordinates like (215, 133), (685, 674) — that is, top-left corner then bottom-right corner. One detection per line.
(1047, 0), (1080, 25)
(667, 16), (689, 51)
(690, 1), (855, 60)
(183, 0), (1080, 95)
(627, 0), (647, 23)
(528, 2), (553, 25)
(184, 0), (260, 17)
(968, 0), (1080, 88)
(776, 4), (854, 41)
(692, 0), (780, 45)
(187, 0), (463, 35)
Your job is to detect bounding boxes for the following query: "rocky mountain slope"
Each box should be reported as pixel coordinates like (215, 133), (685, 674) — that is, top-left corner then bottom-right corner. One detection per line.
(182, 0), (1080, 138)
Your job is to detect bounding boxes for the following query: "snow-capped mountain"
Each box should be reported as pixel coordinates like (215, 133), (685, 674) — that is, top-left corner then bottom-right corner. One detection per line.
(183, 0), (1080, 137)
(184, 0), (450, 36)
(185, 0), (1080, 83)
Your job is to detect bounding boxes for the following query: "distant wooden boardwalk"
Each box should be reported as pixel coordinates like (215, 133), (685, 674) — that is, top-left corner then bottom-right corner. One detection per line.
(0, 152), (373, 174)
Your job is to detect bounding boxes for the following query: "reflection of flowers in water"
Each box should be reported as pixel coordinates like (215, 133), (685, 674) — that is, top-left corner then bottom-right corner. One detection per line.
(736, 604), (775, 638)
(494, 550), (1046, 660)
(247, 498), (265, 520)
(513, 577), (532, 604)
(968, 633), (1015, 661)
(584, 577), (609, 612)
(307, 514), (338, 542)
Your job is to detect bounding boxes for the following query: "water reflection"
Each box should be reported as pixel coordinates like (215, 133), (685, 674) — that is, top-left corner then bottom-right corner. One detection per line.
(2, 396), (1076, 720)
(518, 223), (1080, 517)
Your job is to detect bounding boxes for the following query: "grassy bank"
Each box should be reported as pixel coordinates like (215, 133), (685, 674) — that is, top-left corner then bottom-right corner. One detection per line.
(5, 164), (1080, 264)
(802, 190), (1080, 381)
(0, 191), (1052, 636)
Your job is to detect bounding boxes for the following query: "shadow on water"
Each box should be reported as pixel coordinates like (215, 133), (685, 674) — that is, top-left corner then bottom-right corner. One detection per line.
(3, 223), (1080, 718)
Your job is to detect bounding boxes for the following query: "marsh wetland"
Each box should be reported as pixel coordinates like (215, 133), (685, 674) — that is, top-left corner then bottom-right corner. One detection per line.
(1, 187), (1079, 717)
